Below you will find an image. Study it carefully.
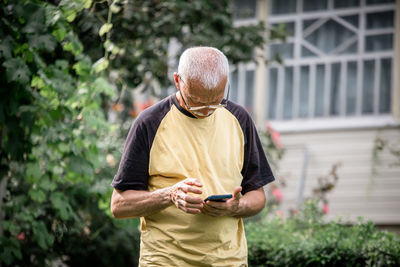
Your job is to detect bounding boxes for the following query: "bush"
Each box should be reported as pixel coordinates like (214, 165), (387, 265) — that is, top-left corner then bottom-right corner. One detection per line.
(246, 201), (400, 267)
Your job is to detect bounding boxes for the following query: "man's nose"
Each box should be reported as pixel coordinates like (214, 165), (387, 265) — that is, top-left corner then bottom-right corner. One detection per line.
(200, 108), (210, 116)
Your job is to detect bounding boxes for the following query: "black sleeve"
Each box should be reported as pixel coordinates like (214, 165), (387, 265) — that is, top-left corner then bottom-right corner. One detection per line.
(111, 96), (173, 191)
(240, 117), (275, 194)
(111, 117), (150, 191)
(226, 101), (275, 194)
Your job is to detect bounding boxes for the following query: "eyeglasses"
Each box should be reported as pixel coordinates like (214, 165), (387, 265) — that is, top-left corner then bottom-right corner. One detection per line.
(177, 74), (230, 111)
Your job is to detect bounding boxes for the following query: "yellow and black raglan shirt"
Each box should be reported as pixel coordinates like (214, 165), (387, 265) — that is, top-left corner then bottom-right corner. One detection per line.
(112, 94), (275, 267)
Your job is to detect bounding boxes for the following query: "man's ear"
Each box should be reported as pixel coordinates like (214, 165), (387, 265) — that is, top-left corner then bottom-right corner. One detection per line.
(173, 72), (180, 90)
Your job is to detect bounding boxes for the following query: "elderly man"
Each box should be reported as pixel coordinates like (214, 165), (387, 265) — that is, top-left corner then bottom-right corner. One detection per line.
(110, 46), (274, 266)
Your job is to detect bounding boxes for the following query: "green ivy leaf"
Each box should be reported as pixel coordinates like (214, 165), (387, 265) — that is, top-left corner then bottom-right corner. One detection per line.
(52, 28), (67, 42)
(32, 221), (53, 250)
(0, 37), (13, 59)
(2, 57), (31, 85)
(28, 34), (57, 52)
(68, 156), (94, 177)
(92, 57), (109, 73)
(50, 192), (73, 220)
(26, 162), (42, 180)
(62, 32), (83, 55)
(99, 23), (113, 37)
(93, 77), (115, 97)
(28, 188), (46, 203)
(31, 76), (45, 89)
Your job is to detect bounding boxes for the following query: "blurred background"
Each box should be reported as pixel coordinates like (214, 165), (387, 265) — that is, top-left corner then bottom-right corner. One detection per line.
(0, 0), (399, 266)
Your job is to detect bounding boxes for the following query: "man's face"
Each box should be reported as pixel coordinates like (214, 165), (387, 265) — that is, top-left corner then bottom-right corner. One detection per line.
(175, 74), (228, 119)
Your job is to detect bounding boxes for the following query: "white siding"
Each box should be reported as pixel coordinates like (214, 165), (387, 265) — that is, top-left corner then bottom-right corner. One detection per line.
(270, 127), (400, 224)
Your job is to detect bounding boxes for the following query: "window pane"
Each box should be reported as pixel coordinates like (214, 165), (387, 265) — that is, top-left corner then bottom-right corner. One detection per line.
(366, 11), (394, 29)
(341, 15), (359, 28)
(340, 42), (358, 54)
(334, 0), (360, 8)
(299, 66), (310, 118)
(302, 46), (318, 57)
(330, 63), (341, 115)
(380, 58), (392, 113)
(269, 43), (294, 59)
(233, 0), (257, 19)
(346, 62), (357, 115)
(367, 0), (395, 5)
(315, 64), (325, 117)
(303, 19), (318, 30)
(283, 67), (293, 119)
(365, 34), (393, 52)
(306, 19), (355, 54)
(230, 70), (238, 103)
(245, 70), (255, 114)
(304, 0), (327, 12)
(272, 22), (295, 37)
(267, 68), (278, 119)
(270, 0), (296, 15)
(362, 60), (375, 114)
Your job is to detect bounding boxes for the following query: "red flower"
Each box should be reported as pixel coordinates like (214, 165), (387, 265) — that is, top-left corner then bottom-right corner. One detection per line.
(266, 123), (283, 150)
(17, 233), (25, 241)
(272, 188), (283, 203)
(322, 203), (329, 214)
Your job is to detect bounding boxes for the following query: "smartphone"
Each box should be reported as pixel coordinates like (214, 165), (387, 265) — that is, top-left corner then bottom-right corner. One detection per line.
(204, 194), (233, 202)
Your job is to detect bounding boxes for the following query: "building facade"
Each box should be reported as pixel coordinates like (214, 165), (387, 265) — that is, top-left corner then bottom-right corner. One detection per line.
(233, 0), (400, 225)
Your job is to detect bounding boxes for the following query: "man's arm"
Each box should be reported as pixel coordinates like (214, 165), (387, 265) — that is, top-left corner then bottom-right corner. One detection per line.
(111, 178), (204, 219)
(202, 186), (266, 218)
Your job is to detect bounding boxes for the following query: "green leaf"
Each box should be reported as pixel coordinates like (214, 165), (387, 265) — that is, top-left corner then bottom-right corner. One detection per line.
(68, 156), (94, 177)
(31, 76), (45, 89)
(0, 37), (13, 59)
(40, 177), (57, 191)
(29, 188), (46, 203)
(2, 57), (31, 85)
(92, 57), (109, 73)
(28, 34), (57, 52)
(83, 0), (92, 9)
(110, 2), (121, 13)
(73, 60), (91, 76)
(99, 23), (113, 37)
(64, 9), (77, 22)
(32, 221), (53, 250)
(26, 163), (42, 179)
(50, 192), (73, 220)
(93, 77), (115, 97)
(62, 32), (83, 55)
(52, 28), (67, 42)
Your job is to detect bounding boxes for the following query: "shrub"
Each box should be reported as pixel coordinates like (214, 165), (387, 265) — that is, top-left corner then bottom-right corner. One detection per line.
(246, 202), (400, 267)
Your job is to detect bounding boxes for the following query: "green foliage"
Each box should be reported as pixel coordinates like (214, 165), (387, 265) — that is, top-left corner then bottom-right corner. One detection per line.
(0, 0), (141, 265)
(0, 0), (280, 265)
(246, 201), (400, 267)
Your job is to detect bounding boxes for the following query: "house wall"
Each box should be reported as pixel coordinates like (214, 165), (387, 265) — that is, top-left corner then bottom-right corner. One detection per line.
(273, 126), (400, 224)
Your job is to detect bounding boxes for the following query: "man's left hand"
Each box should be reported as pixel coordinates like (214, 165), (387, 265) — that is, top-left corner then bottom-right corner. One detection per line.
(201, 186), (242, 217)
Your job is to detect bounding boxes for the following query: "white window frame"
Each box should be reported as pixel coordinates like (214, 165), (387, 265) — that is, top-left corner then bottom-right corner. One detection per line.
(261, 0), (399, 132)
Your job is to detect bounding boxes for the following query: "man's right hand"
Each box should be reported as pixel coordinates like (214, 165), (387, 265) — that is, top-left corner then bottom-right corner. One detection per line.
(169, 178), (204, 214)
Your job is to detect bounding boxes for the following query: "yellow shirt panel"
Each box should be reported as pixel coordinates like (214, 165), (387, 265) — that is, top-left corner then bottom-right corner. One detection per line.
(143, 105), (247, 266)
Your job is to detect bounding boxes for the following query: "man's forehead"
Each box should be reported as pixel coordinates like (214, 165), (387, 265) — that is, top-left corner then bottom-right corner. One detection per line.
(186, 84), (225, 103)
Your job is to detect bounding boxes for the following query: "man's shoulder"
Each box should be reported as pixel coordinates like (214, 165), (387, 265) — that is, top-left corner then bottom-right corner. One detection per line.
(225, 100), (253, 127)
(135, 95), (174, 125)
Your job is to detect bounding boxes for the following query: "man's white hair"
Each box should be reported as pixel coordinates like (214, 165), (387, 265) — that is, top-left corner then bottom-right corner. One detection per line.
(178, 46), (229, 90)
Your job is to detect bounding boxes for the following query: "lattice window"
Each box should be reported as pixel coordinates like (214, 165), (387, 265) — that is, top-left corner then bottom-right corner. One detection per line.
(266, 0), (395, 120)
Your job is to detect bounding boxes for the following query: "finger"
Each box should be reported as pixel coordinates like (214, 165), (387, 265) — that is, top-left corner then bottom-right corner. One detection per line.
(184, 178), (203, 187)
(184, 194), (204, 204)
(177, 199), (203, 210)
(179, 184), (202, 195)
(232, 186), (242, 200)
